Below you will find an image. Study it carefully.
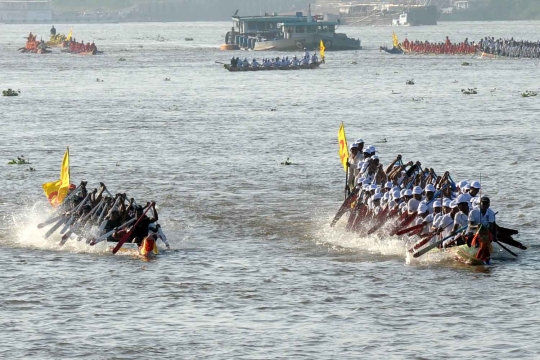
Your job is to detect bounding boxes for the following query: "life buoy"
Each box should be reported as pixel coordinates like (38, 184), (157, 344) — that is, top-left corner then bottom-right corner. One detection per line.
(296, 41), (305, 50)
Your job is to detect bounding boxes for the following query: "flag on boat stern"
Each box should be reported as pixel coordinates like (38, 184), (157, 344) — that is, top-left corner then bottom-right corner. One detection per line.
(42, 147), (70, 208)
(338, 122), (348, 172)
(320, 40), (325, 59)
(66, 28), (73, 41)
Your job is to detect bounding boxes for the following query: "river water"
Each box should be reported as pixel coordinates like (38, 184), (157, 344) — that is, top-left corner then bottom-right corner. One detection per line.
(1, 21), (539, 359)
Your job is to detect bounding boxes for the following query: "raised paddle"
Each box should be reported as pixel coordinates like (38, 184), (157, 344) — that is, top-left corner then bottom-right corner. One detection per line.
(37, 183), (83, 228)
(412, 226), (467, 258)
(112, 204), (153, 254)
(37, 215), (64, 229)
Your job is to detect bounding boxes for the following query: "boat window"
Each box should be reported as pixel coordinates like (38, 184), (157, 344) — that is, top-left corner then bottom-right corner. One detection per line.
(319, 26), (328, 33)
(247, 22), (256, 30)
(307, 26), (316, 33)
(287, 26), (294, 33)
(328, 25), (335, 32)
(257, 22), (265, 31)
(296, 26), (305, 33)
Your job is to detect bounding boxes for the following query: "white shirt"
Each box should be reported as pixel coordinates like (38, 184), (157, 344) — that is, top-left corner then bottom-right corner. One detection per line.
(467, 208), (496, 233)
(439, 214), (454, 238)
(407, 198), (421, 214)
(454, 211), (469, 230)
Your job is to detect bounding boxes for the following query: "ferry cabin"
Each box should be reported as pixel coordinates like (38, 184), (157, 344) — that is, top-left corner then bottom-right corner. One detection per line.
(281, 22), (337, 40)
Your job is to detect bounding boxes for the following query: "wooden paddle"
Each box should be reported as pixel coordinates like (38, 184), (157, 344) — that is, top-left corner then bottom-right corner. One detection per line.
(412, 226), (467, 258)
(112, 204), (153, 254)
(395, 222), (424, 236)
(330, 188), (359, 227)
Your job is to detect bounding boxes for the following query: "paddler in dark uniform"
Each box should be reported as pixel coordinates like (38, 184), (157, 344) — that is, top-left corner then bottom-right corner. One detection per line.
(126, 202), (158, 245)
(50, 26), (56, 36)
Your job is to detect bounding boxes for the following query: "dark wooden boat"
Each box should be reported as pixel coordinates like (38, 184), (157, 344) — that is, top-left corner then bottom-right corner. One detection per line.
(380, 46), (404, 55)
(224, 62), (321, 72)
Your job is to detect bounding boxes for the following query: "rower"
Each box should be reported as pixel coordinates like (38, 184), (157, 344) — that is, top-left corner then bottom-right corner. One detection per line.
(103, 208), (125, 242)
(347, 143), (360, 190)
(419, 184), (436, 214)
(407, 186), (423, 214)
(311, 53), (318, 63)
(251, 58), (259, 68)
(127, 203), (158, 245)
(446, 194), (470, 246)
(467, 196), (496, 238)
(50, 26), (56, 36)
(414, 204), (433, 235)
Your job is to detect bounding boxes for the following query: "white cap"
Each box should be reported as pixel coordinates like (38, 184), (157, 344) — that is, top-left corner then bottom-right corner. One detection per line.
(417, 203), (428, 214)
(450, 200), (458, 209)
(405, 189), (412, 196)
(356, 138), (364, 144)
(391, 186), (400, 193)
(443, 199), (452, 207)
(459, 180), (468, 188)
(385, 181), (393, 189)
(373, 193), (382, 201)
(456, 194), (469, 204)
(393, 190), (401, 199)
(350, 143), (358, 150)
(367, 145), (376, 153)
(370, 184), (378, 191)
(433, 200), (442, 207)
(356, 177), (364, 185)
(412, 186), (423, 195)
(471, 181), (481, 189)
(463, 184), (471, 191)
(374, 187), (381, 194)
(425, 184), (436, 192)
(383, 192), (390, 200)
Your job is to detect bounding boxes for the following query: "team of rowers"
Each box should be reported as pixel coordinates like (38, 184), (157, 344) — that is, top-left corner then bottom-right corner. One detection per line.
(52, 181), (169, 254)
(230, 49), (320, 68)
(400, 37), (478, 55)
(334, 139), (525, 264)
(66, 38), (99, 54)
(23, 32), (48, 52)
(478, 37), (540, 58)
(399, 36), (540, 59)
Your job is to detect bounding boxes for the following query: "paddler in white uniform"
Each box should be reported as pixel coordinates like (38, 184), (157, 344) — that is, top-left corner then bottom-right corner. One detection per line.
(347, 142), (361, 192)
(419, 184), (437, 214)
(407, 186), (423, 214)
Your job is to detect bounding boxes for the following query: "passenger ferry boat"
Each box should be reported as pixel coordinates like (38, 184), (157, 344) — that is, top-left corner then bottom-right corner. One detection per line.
(0, 0), (52, 22)
(221, 7), (361, 52)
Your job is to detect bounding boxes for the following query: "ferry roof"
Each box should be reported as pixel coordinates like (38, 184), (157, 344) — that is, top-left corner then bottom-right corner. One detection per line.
(279, 21), (340, 26)
(233, 15), (301, 23)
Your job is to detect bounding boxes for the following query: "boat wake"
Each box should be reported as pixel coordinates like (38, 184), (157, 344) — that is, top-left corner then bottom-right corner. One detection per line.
(2, 201), (117, 255)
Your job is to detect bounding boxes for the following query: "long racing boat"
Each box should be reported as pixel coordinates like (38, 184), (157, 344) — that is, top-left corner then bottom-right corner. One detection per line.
(224, 62), (321, 72)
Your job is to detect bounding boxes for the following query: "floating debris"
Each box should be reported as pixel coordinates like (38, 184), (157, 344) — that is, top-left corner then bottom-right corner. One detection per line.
(406, 79), (415, 85)
(96, 78), (104, 82)
(119, 57), (127, 62)
(462, 62), (472, 66)
(164, 78), (171, 81)
(2, 88), (20, 96)
(185, 37), (194, 41)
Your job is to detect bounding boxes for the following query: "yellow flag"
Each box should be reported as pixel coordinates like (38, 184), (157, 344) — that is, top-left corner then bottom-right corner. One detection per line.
(66, 28), (72, 41)
(392, 31), (399, 48)
(320, 40), (325, 58)
(338, 122), (348, 172)
(42, 147), (70, 208)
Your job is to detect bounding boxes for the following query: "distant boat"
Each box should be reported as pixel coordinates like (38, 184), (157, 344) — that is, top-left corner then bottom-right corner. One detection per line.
(185, 37), (193, 41)
(221, 6), (361, 52)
